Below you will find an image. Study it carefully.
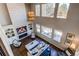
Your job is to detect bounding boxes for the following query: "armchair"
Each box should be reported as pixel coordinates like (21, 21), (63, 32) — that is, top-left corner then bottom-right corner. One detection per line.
(12, 39), (21, 47)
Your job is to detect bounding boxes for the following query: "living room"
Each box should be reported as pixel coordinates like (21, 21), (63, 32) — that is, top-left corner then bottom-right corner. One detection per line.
(0, 3), (79, 56)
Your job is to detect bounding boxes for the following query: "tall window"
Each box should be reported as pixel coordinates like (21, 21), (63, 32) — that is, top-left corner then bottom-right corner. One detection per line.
(53, 30), (63, 43)
(35, 4), (40, 16)
(57, 3), (70, 18)
(36, 24), (40, 33)
(42, 3), (55, 17)
(41, 26), (52, 38)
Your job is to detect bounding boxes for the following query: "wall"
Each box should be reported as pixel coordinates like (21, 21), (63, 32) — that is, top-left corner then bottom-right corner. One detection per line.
(33, 3), (79, 50)
(6, 3), (28, 28)
(0, 4), (12, 26)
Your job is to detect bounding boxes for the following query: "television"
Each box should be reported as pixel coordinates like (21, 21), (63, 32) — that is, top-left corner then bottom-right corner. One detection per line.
(16, 26), (27, 34)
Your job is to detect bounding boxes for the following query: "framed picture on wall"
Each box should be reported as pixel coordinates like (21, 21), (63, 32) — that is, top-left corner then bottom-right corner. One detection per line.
(66, 33), (75, 40)
(65, 32), (75, 46)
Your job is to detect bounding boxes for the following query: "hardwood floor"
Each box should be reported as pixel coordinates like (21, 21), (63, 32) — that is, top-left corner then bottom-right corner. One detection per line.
(10, 36), (64, 56)
(10, 36), (33, 56)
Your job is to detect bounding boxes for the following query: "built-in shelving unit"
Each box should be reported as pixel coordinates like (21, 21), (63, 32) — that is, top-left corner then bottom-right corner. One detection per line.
(0, 3), (31, 44)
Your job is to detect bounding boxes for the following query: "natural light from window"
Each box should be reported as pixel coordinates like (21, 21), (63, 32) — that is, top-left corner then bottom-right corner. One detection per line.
(57, 3), (70, 18)
(41, 26), (52, 38)
(36, 24), (40, 33)
(35, 4), (40, 16)
(42, 3), (55, 17)
(53, 30), (63, 43)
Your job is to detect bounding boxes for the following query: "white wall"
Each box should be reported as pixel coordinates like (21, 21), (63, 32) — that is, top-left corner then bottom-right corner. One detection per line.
(0, 4), (12, 26)
(6, 3), (28, 28)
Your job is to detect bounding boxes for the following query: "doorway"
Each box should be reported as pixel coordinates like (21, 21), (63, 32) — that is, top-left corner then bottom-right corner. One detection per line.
(0, 38), (9, 56)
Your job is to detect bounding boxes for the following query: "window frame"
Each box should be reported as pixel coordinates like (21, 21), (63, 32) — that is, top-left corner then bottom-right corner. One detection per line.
(36, 24), (41, 33)
(41, 26), (52, 38)
(57, 3), (70, 19)
(41, 3), (56, 18)
(35, 3), (56, 18)
(53, 29), (63, 43)
(35, 4), (41, 16)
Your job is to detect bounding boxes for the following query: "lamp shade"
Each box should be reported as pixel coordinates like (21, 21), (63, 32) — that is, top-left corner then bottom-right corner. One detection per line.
(28, 11), (35, 21)
(70, 43), (76, 50)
